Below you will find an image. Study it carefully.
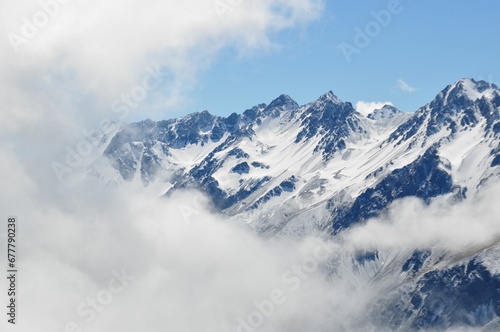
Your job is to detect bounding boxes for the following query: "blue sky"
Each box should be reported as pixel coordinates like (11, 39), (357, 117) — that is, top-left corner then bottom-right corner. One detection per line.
(180, 0), (500, 118)
(2, 1), (498, 127)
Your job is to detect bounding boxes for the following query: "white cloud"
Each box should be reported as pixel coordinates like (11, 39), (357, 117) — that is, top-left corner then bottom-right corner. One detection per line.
(344, 182), (500, 253)
(355, 101), (394, 117)
(397, 79), (417, 93)
(0, 0), (325, 135)
(3, 156), (497, 331)
(0, 164), (371, 331)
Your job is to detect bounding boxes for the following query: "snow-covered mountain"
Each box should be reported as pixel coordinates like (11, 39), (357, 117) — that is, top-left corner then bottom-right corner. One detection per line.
(93, 78), (500, 330)
(100, 78), (500, 232)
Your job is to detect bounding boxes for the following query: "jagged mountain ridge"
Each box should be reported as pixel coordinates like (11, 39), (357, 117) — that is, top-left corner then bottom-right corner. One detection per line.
(100, 79), (500, 227)
(92, 78), (500, 331)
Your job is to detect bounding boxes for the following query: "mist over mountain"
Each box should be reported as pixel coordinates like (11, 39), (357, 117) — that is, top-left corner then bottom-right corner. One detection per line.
(73, 78), (500, 331)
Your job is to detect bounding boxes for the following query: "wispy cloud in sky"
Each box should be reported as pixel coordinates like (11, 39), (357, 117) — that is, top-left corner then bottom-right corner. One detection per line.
(0, 0), (325, 194)
(397, 79), (417, 93)
(0, 0), (324, 134)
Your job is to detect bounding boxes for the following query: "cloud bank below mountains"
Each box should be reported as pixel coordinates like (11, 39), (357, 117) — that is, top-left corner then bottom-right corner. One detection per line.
(3, 149), (499, 331)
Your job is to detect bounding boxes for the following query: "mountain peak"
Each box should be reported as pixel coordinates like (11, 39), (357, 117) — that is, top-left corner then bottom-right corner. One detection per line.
(389, 78), (500, 143)
(368, 104), (402, 120)
(439, 78), (498, 105)
(454, 77), (497, 89)
(264, 94), (298, 113)
(317, 90), (342, 105)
